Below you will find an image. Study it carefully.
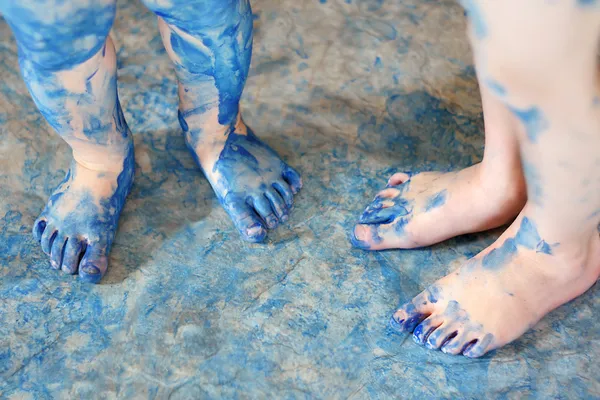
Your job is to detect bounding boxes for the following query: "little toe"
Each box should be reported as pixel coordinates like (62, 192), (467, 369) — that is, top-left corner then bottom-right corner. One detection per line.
(40, 224), (58, 255)
(62, 239), (85, 274)
(252, 196), (279, 229)
(33, 218), (47, 242)
(224, 198), (267, 242)
(462, 333), (494, 358)
(49, 234), (68, 270)
(412, 316), (443, 346)
(390, 301), (430, 333)
(387, 172), (410, 187)
(282, 166), (302, 194)
(78, 244), (108, 284)
(265, 189), (289, 222)
(273, 180), (294, 208)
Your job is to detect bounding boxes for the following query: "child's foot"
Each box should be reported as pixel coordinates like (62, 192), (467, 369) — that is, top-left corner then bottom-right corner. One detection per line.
(390, 214), (600, 357)
(352, 163), (526, 250)
(182, 113), (302, 242)
(32, 146), (134, 283)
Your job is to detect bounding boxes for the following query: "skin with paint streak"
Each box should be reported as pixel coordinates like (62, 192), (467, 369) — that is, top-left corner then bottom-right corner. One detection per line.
(1, 0), (301, 282)
(354, 0), (600, 357)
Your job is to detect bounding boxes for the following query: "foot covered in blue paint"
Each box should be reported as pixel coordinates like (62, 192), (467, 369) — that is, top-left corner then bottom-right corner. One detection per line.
(32, 146), (134, 283)
(352, 164), (525, 250)
(389, 214), (600, 357)
(184, 115), (302, 242)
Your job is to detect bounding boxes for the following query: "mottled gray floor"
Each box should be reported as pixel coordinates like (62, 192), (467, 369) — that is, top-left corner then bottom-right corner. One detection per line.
(1, 0), (599, 398)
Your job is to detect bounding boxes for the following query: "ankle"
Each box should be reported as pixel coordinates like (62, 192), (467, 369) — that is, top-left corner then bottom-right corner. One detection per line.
(72, 140), (133, 172)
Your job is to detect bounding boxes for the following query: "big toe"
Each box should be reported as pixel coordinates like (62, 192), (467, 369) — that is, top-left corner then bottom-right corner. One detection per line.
(224, 198), (267, 242)
(390, 302), (429, 334)
(78, 244), (108, 284)
(351, 224), (380, 249)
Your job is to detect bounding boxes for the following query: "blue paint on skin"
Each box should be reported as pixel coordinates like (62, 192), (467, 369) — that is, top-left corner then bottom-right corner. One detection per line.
(485, 78), (506, 97)
(460, 0), (487, 39)
(523, 161), (543, 206)
(424, 189), (447, 212)
(578, 0), (599, 6)
(482, 217), (552, 270)
(145, 0), (301, 242)
(509, 106), (549, 143)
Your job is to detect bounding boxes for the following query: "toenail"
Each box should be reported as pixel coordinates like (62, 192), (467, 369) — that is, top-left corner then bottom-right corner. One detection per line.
(82, 264), (100, 275)
(280, 214), (289, 222)
(50, 260), (59, 270)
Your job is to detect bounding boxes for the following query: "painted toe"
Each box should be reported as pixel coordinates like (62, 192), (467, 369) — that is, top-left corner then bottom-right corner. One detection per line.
(252, 196), (279, 229)
(33, 218), (47, 242)
(224, 198), (267, 242)
(390, 302), (429, 333)
(40, 224), (58, 255)
(412, 317), (443, 346)
(265, 188), (289, 222)
(273, 180), (294, 208)
(61, 239), (85, 274)
(49, 234), (67, 270)
(462, 333), (494, 358)
(78, 245), (108, 284)
(282, 166), (302, 194)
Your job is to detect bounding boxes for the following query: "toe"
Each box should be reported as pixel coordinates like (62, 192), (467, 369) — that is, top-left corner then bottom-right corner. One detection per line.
(375, 188), (401, 200)
(352, 220), (411, 250)
(273, 180), (294, 208)
(224, 198), (267, 242)
(412, 316), (443, 346)
(351, 224), (380, 249)
(49, 234), (67, 270)
(440, 329), (470, 355)
(390, 300), (431, 333)
(282, 166), (302, 194)
(78, 243), (108, 284)
(61, 239), (85, 274)
(252, 196), (279, 229)
(359, 206), (397, 225)
(462, 333), (494, 358)
(425, 322), (452, 349)
(40, 224), (58, 255)
(33, 218), (47, 242)
(265, 188), (289, 222)
(387, 172), (410, 187)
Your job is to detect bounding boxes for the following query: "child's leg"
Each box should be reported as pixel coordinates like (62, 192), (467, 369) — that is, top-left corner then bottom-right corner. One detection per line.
(2, 0), (134, 283)
(391, 0), (600, 357)
(142, 0), (302, 242)
(352, 82), (526, 250)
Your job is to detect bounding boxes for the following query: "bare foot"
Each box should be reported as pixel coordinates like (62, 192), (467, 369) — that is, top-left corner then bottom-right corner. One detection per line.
(389, 213), (600, 357)
(352, 163), (525, 250)
(33, 145), (134, 283)
(181, 112), (302, 242)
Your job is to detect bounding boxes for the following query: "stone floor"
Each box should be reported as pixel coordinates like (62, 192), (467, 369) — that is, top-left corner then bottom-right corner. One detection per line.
(1, 0), (599, 398)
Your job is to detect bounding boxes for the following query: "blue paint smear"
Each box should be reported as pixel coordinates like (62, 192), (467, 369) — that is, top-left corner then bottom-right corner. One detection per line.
(509, 106), (549, 143)
(424, 189), (447, 212)
(482, 217), (552, 269)
(461, 0), (487, 39)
